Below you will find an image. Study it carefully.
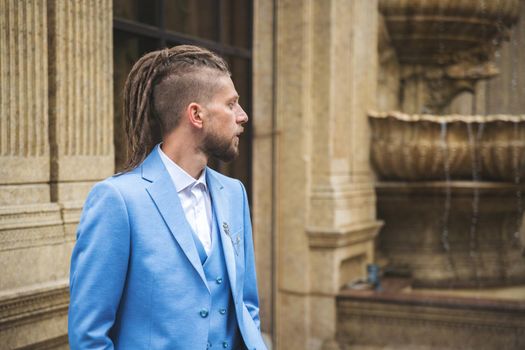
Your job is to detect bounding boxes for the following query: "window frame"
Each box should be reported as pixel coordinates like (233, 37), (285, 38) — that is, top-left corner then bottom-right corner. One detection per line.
(113, 0), (254, 196)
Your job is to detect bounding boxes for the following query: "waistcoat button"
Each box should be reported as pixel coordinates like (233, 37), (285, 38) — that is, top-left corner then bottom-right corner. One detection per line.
(199, 308), (209, 318)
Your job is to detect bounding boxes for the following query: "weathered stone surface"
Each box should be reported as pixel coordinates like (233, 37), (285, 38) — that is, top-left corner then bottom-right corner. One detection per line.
(0, 0), (50, 205)
(272, 1), (381, 348)
(0, 1), (112, 348)
(379, 0), (519, 65)
(48, 0), (114, 202)
(379, 0), (520, 113)
(253, 0), (276, 336)
(369, 111), (525, 182)
(377, 181), (525, 288)
(0, 281), (69, 349)
(337, 290), (525, 349)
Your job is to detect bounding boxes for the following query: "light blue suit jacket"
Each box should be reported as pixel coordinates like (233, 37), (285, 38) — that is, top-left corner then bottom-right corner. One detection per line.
(68, 150), (266, 350)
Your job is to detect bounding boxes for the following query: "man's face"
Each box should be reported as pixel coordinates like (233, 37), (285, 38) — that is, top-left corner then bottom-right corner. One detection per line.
(200, 75), (248, 162)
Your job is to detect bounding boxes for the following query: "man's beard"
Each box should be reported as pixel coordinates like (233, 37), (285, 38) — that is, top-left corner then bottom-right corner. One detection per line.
(201, 129), (239, 163)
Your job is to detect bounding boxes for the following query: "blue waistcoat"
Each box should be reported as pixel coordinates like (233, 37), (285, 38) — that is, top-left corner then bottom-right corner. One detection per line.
(191, 214), (241, 350)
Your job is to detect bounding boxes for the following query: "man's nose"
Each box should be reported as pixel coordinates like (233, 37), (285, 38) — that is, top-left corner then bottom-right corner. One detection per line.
(237, 106), (249, 124)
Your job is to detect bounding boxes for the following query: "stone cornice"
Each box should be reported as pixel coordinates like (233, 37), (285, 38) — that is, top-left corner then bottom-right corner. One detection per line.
(0, 204), (62, 231)
(17, 335), (69, 350)
(0, 201), (84, 250)
(0, 204), (66, 251)
(0, 280), (69, 330)
(307, 220), (383, 249)
(338, 291), (525, 328)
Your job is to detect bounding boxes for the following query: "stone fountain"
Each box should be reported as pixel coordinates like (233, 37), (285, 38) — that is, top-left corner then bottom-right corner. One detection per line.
(370, 110), (525, 287)
(337, 1), (525, 349)
(369, 0), (524, 287)
(380, 0), (520, 114)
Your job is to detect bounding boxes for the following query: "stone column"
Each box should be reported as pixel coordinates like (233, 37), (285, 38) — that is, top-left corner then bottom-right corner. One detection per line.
(0, 1), (69, 348)
(0, 1), (114, 348)
(48, 0), (114, 220)
(274, 0), (313, 348)
(47, 0), (113, 242)
(253, 0), (276, 342)
(0, 0), (50, 205)
(274, 1), (381, 349)
(306, 1), (381, 349)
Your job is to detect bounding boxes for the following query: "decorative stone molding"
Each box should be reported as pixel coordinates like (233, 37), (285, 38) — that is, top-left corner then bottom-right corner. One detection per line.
(369, 111), (525, 182)
(17, 335), (69, 350)
(379, 0), (520, 65)
(0, 280), (69, 330)
(60, 201), (83, 240)
(400, 62), (499, 113)
(0, 204), (63, 252)
(379, 0), (520, 113)
(307, 221), (382, 249)
(337, 290), (525, 349)
(309, 182), (378, 234)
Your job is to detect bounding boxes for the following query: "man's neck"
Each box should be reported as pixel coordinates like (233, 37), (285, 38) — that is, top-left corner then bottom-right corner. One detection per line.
(160, 141), (207, 180)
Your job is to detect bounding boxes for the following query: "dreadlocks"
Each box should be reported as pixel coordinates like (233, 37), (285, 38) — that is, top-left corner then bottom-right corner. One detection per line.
(122, 45), (230, 170)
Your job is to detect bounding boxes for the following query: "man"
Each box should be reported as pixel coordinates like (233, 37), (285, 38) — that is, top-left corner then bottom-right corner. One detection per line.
(68, 45), (266, 350)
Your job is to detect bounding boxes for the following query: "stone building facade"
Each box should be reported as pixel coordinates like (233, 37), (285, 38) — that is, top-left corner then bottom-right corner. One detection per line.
(1, 1), (524, 349)
(1, 1), (113, 348)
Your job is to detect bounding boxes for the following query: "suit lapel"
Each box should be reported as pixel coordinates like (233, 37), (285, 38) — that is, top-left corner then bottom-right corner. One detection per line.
(142, 150), (208, 291)
(207, 170), (238, 299)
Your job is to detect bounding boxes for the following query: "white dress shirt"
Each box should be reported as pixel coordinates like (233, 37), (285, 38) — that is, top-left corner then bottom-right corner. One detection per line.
(157, 145), (213, 255)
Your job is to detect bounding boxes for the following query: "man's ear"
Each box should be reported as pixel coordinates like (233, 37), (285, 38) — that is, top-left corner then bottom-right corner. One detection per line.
(187, 102), (204, 129)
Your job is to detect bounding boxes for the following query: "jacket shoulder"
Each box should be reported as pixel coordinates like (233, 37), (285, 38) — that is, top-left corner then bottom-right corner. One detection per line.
(86, 167), (144, 201)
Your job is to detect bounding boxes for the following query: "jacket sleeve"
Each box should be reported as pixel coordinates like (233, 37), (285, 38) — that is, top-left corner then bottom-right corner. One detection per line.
(68, 180), (131, 350)
(239, 181), (261, 329)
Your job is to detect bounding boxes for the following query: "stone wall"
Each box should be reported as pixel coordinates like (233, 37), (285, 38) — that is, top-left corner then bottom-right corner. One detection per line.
(0, 1), (113, 348)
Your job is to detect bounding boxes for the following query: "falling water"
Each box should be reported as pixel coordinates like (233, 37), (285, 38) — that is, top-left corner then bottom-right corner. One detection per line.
(513, 121), (523, 247)
(440, 121), (451, 253)
(440, 121), (457, 280)
(466, 122), (485, 286)
(511, 30), (522, 248)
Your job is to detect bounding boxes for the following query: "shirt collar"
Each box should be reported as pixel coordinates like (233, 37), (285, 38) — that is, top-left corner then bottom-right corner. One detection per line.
(157, 144), (207, 193)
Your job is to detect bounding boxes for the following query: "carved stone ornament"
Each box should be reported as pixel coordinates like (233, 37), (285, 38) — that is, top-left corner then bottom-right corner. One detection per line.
(379, 0), (520, 65)
(400, 61), (499, 113)
(379, 0), (520, 113)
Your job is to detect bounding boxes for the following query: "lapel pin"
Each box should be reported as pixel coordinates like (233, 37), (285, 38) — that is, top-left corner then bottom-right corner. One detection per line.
(222, 221), (239, 256)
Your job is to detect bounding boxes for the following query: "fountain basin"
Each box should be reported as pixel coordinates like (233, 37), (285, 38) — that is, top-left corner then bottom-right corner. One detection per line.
(369, 111), (525, 182)
(376, 181), (525, 288)
(379, 0), (519, 65)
